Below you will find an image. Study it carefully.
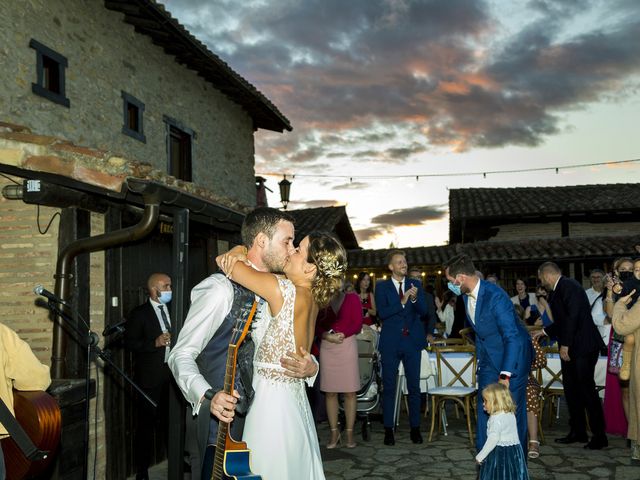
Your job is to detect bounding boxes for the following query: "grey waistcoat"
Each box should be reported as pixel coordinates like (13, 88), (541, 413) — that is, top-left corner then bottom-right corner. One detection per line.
(196, 281), (256, 444)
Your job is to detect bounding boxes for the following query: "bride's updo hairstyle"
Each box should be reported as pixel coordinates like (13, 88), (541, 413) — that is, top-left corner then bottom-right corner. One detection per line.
(306, 231), (348, 308)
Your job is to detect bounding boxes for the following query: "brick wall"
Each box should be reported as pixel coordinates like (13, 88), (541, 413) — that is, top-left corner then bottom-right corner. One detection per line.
(88, 212), (107, 477)
(0, 182), (109, 475)
(0, 182), (58, 365)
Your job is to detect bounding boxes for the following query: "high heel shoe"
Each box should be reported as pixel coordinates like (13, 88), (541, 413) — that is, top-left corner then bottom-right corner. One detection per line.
(327, 428), (341, 449)
(345, 429), (357, 448)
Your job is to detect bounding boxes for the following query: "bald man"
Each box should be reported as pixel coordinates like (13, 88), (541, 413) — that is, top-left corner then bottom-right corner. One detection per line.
(124, 272), (173, 480)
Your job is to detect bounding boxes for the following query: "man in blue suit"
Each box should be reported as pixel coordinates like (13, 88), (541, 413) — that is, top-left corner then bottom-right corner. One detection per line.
(444, 254), (532, 454)
(376, 250), (428, 445)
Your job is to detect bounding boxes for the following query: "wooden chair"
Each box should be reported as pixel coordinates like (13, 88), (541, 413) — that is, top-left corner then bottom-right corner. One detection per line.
(459, 327), (475, 345)
(428, 337), (465, 349)
(538, 345), (563, 427)
(427, 345), (477, 446)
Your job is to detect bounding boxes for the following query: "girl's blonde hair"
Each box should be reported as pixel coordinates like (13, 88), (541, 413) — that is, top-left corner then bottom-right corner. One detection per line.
(482, 383), (516, 415)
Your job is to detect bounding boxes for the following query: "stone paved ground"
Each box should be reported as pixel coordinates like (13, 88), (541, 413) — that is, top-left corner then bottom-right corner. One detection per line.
(141, 403), (639, 479)
(318, 407), (638, 480)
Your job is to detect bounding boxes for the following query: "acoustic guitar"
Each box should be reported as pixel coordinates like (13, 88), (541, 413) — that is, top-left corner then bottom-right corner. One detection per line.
(202, 301), (262, 480)
(1, 390), (61, 480)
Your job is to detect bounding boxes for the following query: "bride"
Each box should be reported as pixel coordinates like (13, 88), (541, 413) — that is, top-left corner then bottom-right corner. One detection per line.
(217, 231), (347, 480)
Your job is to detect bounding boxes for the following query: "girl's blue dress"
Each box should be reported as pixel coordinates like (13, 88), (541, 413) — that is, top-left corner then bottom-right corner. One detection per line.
(476, 412), (529, 480)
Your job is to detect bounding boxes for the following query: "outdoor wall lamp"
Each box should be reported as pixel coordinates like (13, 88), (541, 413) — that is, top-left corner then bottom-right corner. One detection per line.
(278, 175), (291, 210)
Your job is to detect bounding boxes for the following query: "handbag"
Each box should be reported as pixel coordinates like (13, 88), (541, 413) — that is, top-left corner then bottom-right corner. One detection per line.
(608, 337), (624, 374)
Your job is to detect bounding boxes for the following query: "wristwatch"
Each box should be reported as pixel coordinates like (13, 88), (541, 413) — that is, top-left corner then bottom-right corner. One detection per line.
(499, 373), (511, 381)
(204, 388), (215, 401)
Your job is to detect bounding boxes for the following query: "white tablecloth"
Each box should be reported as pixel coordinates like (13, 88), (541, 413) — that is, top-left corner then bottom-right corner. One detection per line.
(397, 352), (608, 396)
(543, 353), (608, 398)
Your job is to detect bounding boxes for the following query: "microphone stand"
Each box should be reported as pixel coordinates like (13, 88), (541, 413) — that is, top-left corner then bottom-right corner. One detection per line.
(37, 298), (156, 479)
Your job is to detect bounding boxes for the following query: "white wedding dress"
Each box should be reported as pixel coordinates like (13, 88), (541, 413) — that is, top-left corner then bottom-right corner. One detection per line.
(242, 278), (325, 480)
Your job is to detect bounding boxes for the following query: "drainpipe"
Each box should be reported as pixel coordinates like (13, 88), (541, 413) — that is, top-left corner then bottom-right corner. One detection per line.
(51, 188), (161, 379)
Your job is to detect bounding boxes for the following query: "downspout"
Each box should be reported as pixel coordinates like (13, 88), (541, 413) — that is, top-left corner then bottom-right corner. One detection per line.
(51, 189), (161, 379)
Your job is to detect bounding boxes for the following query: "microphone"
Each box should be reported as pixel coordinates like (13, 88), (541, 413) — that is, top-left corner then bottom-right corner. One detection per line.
(103, 320), (127, 337)
(33, 285), (68, 305)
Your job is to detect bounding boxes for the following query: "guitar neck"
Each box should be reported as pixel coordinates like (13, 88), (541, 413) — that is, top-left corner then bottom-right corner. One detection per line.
(212, 344), (238, 479)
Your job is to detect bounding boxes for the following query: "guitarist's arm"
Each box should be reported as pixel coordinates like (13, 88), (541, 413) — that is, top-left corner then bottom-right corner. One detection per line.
(1, 323), (51, 435)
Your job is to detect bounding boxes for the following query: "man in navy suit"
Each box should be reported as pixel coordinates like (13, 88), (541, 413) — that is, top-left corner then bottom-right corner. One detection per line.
(444, 254), (532, 454)
(537, 262), (607, 449)
(375, 250), (428, 445)
(125, 272), (173, 480)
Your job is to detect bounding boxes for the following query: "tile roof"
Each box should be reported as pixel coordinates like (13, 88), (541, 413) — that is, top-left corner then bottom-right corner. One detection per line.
(449, 183), (640, 220)
(105, 0), (291, 133)
(287, 206), (359, 250)
(347, 234), (640, 269)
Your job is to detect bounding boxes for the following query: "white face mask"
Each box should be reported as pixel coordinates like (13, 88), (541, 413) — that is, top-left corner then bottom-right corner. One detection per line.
(158, 291), (172, 304)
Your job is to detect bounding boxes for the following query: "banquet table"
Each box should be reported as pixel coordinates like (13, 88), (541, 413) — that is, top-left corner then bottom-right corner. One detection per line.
(394, 350), (608, 425)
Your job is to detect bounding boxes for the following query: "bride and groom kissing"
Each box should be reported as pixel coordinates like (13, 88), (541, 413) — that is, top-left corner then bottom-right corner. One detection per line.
(169, 207), (347, 480)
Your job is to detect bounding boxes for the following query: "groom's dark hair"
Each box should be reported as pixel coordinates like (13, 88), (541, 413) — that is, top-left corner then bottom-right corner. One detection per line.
(443, 253), (476, 276)
(241, 207), (295, 248)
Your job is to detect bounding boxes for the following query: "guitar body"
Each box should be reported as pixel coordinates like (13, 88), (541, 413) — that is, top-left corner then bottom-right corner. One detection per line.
(1, 390), (61, 480)
(202, 440), (262, 480)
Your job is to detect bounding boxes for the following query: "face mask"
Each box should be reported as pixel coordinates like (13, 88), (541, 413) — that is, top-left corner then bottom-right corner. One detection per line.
(158, 291), (172, 304)
(447, 282), (462, 296)
(618, 271), (633, 282)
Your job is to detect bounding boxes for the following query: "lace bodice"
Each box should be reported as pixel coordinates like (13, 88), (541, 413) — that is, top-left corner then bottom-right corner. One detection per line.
(254, 277), (300, 384)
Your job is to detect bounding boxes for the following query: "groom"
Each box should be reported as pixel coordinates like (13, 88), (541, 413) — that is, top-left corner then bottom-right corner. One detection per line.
(444, 253), (532, 454)
(168, 207), (318, 477)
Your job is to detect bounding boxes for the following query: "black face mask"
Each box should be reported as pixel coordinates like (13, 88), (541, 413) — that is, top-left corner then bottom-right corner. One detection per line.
(618, 271), (633, 282)
(621, 276), (640, 308)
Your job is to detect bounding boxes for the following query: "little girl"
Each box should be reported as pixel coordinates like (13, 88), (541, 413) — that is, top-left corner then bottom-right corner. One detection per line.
(476, 383), (529, 480)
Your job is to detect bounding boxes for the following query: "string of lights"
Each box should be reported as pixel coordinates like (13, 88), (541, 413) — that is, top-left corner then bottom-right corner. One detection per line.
(257, 157), (640, 181)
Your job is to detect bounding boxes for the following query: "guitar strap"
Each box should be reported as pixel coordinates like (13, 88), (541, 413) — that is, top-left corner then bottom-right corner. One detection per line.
(0, 396), (48, 461)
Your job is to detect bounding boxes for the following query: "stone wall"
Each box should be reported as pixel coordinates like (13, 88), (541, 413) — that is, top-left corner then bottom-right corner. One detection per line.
(0, 0), (257, 207)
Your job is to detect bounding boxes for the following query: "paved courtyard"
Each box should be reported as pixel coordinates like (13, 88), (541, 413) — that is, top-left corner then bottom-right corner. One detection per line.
(141, 403), (639, 480)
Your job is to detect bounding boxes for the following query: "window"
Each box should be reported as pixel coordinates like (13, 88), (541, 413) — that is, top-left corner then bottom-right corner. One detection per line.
(164, 116), (194, 182)
(30, 39), (69, 107)
(121, 92), (146, 142)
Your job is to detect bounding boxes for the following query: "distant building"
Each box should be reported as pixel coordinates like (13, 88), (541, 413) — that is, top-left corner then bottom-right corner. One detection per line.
(288, 206), (359, 250)
(347, 184), (640, 297)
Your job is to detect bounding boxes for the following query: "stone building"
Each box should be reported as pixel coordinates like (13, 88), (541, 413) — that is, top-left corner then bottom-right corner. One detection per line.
(0, 1), (289, 478)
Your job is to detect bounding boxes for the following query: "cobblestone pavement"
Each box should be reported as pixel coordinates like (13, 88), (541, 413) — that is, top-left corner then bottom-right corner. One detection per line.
(317, 414), (637, 480)
(141, 405), (639, 480)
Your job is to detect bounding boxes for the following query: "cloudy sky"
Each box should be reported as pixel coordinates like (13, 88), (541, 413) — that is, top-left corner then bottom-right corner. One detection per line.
(165, 0), (640, 249)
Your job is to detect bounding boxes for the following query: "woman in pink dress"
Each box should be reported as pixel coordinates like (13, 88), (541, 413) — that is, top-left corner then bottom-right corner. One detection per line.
(602, 257), (632, 437)
(318, 284), (363, 448)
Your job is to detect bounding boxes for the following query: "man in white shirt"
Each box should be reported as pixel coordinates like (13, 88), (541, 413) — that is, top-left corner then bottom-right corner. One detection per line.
(585, 269), (609, 342)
